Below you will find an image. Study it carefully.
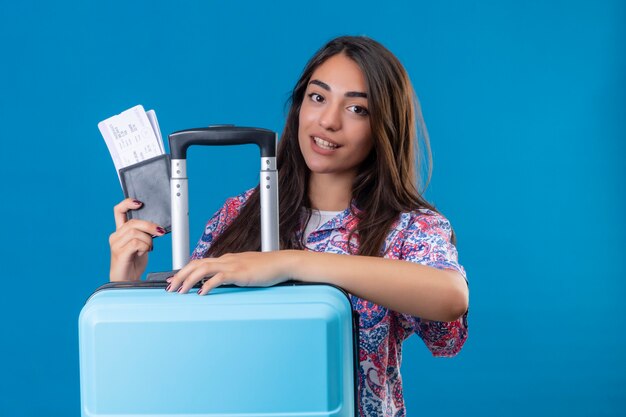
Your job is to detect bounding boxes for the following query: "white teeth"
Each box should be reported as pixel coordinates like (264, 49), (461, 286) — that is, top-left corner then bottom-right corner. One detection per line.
(313, 137), (339, 150)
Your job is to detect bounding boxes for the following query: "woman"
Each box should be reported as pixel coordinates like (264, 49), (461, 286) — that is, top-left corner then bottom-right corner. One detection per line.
(109, 35), (468, 417)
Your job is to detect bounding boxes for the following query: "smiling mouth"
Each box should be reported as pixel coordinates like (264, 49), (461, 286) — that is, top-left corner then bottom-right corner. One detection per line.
(312, 136), (340, 150)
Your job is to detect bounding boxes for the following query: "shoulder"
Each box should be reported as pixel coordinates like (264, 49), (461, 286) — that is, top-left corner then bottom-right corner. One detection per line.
(221, 188), (255, 214)
(395, 208), (454, 241)
(225, 187), (256, 206)
(199, 187), (257, 233)
(190, 188), (256, 260)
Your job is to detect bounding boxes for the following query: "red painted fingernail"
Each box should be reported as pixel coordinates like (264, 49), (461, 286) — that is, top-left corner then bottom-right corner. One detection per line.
(165, 284), (171, 292)
(177, 286), (184, 293)
(133, 199), (143, 205)
(156, 227), (166, 235)
(197, 289), (202, 295)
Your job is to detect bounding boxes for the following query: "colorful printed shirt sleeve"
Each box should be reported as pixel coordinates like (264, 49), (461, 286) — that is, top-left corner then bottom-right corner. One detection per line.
(398, 211), (468, 357)
(190, 189), (254, 260)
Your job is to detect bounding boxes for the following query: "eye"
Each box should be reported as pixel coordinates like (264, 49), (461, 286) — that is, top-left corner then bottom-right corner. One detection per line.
(348, 105), (369, 116)
(307, 93), (325, 103)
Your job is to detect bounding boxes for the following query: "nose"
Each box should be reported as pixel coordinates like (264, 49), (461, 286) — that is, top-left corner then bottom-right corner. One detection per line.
(318, 103), (341, 131)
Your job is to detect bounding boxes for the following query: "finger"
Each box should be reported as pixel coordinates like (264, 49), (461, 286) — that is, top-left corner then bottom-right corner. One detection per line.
(170, 257), (230, 294)
(110, 227), (154, 253)
(118, 218), (166, 238)
(134, 241), (153, 257)
(117, 239), (152, 260)
(167, 259), (203, 292)
(176, 261), (221, 294)
(114, 198), (144, 230)
(167, 259), (194, 290)
(198, 272), (226, 295)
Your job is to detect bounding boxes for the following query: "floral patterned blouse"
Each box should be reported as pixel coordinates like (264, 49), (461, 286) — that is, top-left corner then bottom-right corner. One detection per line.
(191, 189), (468, 417)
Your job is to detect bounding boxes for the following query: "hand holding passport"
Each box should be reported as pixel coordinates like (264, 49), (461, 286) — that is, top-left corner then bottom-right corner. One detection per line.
(99, 105), (171, 233)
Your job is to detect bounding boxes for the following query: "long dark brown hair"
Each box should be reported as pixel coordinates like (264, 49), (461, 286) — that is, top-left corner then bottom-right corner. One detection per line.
(207, 35), (449, 257)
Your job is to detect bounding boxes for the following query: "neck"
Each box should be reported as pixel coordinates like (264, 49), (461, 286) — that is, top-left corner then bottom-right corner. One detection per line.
(307, 172), (354, 211)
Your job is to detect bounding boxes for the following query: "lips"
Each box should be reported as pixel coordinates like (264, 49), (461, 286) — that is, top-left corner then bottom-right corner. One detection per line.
(311, 135), (340, 150)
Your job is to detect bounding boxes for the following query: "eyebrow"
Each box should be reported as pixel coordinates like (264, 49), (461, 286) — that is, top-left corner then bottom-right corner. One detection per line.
(309, 79), (368, 98)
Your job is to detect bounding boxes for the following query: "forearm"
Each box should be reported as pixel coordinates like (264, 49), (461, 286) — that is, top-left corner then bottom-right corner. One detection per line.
(286, 250), (468, 322)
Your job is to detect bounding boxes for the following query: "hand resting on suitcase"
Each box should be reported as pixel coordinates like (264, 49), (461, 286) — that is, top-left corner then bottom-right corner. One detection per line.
(109, 198), (167, 281)
(166, 251), (291, 294)
(166, 250), (468, 322)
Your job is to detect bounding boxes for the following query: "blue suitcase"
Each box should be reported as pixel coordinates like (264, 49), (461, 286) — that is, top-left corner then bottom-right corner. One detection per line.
(79, 126), (358, 417)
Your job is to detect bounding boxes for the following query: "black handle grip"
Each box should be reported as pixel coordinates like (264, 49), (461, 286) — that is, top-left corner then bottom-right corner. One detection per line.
(168, 126), (277, 159)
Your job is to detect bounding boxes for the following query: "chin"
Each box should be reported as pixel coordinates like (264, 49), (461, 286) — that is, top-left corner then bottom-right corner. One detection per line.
(305, 163), (333, 174)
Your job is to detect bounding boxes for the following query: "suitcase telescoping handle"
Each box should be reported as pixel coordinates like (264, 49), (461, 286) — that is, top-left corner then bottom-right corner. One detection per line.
(168, 126), (279, 270)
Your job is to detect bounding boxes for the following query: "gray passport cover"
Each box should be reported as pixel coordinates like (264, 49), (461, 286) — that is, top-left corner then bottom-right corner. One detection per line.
(119, 154), (171, 233)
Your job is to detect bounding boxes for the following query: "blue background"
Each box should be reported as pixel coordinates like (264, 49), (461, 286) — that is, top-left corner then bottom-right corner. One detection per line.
(1, 1), (624, 415)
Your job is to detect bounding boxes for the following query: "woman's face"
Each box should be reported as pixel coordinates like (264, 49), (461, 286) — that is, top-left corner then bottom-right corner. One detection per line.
(298, 53), (373, 180)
